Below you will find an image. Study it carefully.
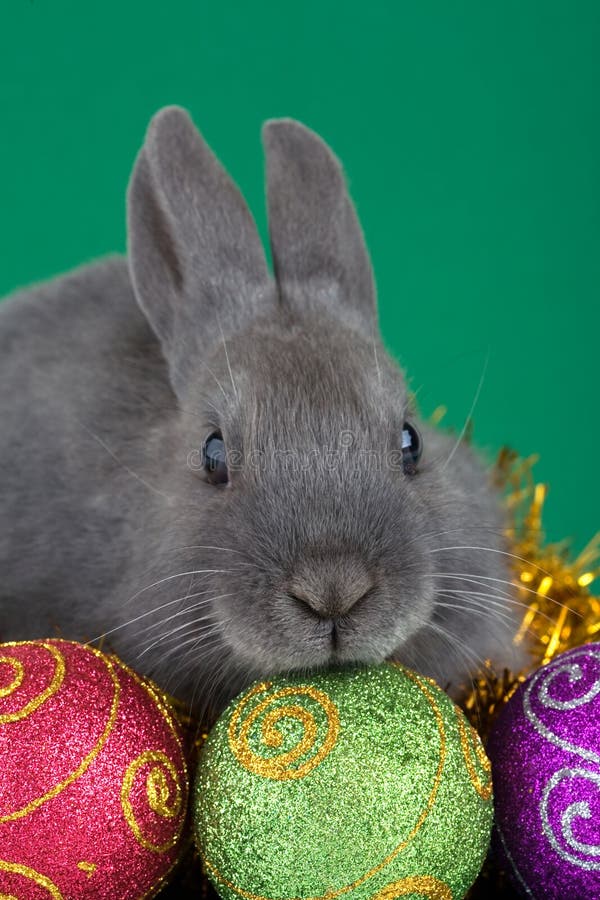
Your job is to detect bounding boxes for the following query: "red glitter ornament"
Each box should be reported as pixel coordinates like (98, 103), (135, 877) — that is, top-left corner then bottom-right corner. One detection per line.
(0, 639), (189, 899)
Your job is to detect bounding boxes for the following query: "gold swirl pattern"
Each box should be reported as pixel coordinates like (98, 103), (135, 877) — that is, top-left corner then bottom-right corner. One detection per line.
(454, 706), (492, 801)
(205, 667), (447, 900)
(0, 860), (63, 899)
(121, 749), (184, 853)
(0, 657), (24, 699)
(0, 643), (120, 823)
(111, 656), (189, 763)
(113, 655), (188, 855)
(370, 875), (453, 900)
(0, 644), (65, 724)
(147, 766), (179, 817)
(227, 682), (340, 780)
(76, 862), (97, 876)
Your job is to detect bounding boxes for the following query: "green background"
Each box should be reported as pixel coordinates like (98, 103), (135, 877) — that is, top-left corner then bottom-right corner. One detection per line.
(1, 2), (599, 554)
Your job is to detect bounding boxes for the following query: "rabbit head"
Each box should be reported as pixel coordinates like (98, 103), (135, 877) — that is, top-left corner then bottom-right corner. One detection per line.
(125, 107), (520, 711)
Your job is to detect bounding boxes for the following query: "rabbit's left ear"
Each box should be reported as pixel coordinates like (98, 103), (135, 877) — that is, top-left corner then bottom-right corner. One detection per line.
(262, 119), (377, 334)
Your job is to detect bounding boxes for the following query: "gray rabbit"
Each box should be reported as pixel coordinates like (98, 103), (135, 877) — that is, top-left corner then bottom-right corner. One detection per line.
(0, 107), (525, 717)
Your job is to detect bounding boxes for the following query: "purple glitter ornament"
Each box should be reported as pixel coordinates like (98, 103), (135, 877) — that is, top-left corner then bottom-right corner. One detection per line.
(488, 644), (600, 899)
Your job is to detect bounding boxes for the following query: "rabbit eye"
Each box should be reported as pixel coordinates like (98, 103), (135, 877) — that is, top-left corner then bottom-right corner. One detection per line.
(202, 430), (228, 485)
(401, 422), (422, 475)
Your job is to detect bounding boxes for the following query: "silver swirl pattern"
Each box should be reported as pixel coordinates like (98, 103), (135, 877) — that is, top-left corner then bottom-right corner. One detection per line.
(540, 768), (600, 870)
(523, 645), (600, 870)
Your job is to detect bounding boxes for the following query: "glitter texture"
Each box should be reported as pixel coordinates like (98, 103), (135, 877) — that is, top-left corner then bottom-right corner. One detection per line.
(459, 449), (600, 741)
(487, 644), (600, 899)
(194, 663), (493, 900)
(0, 639), (189, 899)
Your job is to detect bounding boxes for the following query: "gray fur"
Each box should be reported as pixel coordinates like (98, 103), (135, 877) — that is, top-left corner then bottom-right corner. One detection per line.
(0, 106), (524, 718)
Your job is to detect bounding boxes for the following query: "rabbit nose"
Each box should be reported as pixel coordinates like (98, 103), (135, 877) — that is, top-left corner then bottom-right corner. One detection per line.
(287, 559), (375, 618)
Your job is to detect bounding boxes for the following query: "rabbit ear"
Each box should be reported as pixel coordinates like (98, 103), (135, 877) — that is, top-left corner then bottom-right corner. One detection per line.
(262, 119), (377, 333)
(127, 106), (273, 392)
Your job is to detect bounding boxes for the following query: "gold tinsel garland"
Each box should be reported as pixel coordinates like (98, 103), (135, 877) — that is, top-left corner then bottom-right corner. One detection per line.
(458, 447), (600, 740)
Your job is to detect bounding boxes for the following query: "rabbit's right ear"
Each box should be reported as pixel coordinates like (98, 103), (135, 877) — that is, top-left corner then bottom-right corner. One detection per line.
(127, 106), (274, 395)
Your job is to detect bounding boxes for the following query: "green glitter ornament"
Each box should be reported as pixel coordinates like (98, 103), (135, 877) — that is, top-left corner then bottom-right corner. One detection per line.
(193, 664), (493, 900)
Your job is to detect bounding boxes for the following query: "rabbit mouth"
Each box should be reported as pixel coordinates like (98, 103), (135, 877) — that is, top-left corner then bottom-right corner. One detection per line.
(280, 615), (407, 672)
(217, 579), (432, 678)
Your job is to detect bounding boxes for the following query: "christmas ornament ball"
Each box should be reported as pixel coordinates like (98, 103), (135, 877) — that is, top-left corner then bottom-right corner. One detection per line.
(488, 643), (600, 899)
(0, 639), (189, 899)
(194, 663), (493, 900)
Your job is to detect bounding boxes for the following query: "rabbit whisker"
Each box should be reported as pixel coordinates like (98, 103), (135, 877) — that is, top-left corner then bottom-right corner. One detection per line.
(217, 313), (239, 402)
(431, 573), (514, 601)
(426, 618), (490, 679)
(400, 523), (507, 553)
(434, 593), (517, 626)
(432, 571), (580, 616)
(435, 587), (571, 628)
(125, 568), (232, 604)
(165, 637), (225, 703)
(137, 611), (229, 659)
(428, 545), (552, 576)
(188, 646), (234, 724)
(435, 584), (524, 608)
(407, 615), (491, 701)
(441, 350), (489, 471)
(372, 335), (382, 389)
(161, 543), (258, 561)
(132, 591), (217, 638)
(88, 569), (231, 642)
(75, 418), (175, 501)
(201, 361), (231, 405)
